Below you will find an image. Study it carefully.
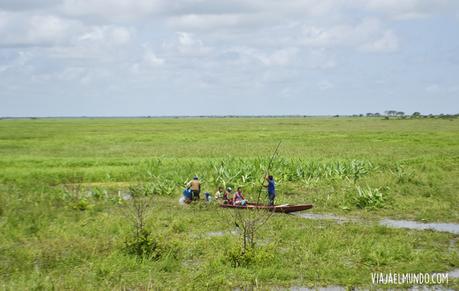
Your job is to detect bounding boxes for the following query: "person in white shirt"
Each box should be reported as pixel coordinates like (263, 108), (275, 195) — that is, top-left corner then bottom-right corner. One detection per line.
(214, 186), (224, 200)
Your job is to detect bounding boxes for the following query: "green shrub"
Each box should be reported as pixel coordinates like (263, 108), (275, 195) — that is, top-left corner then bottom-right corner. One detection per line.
(224, 245), (276, 268)
(129, 181), (177, 197)
(124, 229), (161, 261)
(392, 164), (415, 184)
(90, 187), (107, 200)
(72, 198), (92, 211)
(171, 220), (186, 233)
(353, 186), (386, 209)
(225, 246), (253, 267)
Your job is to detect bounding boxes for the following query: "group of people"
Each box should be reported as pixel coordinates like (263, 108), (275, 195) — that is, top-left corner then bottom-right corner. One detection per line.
(181, 175), (276, 206)
(214, 186), (247, 205)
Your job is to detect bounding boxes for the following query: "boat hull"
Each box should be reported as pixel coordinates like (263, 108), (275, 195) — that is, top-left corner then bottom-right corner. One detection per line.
(220, 203), (313, 213)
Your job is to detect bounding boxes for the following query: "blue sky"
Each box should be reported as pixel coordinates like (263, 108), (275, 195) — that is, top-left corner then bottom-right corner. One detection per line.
(0, 0), (458, 116)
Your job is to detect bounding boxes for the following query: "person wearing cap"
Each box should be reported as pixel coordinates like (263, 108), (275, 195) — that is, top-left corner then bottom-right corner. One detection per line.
(223, 187), (233, 204)
(186, 176), (201, 201)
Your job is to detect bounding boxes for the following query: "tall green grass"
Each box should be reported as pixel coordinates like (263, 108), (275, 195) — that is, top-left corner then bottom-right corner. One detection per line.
(0, 117), (458, 289)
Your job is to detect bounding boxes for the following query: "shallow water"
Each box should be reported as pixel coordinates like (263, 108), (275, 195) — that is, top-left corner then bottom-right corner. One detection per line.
(284, 283), (457, 291)
(289, 286), (345, 291)
(206, 229), (239, 237)
(294, 213), (352, 223)
(448, 268), (459, 279)
(380, 219), (459, 235)
(293, 213), (459, 235)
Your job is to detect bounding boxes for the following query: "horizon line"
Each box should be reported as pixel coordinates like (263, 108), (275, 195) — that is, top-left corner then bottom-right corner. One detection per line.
(1, 113), (458, 119)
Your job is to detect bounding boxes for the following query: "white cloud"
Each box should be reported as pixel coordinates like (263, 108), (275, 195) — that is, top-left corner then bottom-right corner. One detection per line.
(0, 51), (32, 73)
(299, 18), (398, 53)
(227, 46), (334, 69)
(425, 84), (440, 92)
(226, 47), (297, 67)
(1, 0), (458, 116)
(318, 80), (334, 90)
(305, 50), (336, 69)
(168, 13), (252, 31)
(257, 48), (299, 66)
(78, 26), (131, 45)
(0, 11), (133, 49)
(362, 0), (459, 20)
(360, 30), (398, 53)
(253, 0), (340, 18)
(60, 0), (162, 20)
(0, 0), (60, 11)
(162, 32), (212, 57)
(59, 66), (87, 81)
(110, 27), (131, 44)
(143, 50), (164, 66)
(0, 12), (83, 47)
(177, 32), (194, 46)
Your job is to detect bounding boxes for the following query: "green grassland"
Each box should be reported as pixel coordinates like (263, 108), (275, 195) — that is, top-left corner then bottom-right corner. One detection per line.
(0, 117), (458, 289)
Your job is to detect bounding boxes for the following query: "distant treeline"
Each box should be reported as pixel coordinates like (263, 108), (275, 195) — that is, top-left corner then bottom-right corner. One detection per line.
(343, 111), (459, 119)
(1, 112), (458, 120)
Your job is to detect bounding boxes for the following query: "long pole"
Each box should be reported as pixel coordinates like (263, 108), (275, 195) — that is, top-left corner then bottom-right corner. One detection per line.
(256, 141), (281, 205)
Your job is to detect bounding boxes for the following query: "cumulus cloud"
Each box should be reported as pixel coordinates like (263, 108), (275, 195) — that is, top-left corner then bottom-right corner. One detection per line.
(162, 32), (212, 57)
(0, 10), (134, 49)
(60, 0), (162, 20)
(0, 51), (32, 73)
(360, 30), (398, 53)
(143, 50), (164, 66)
(0, 0), (458, 116)
(0, 0), (60, 11)
(362, 0), (459, 20)
(229, 47), (299, 66)
(168, 13), (257, 31)
(78, 26), (131, 45)
(0, 11), (83, 47)
(300, 18), (398, 53)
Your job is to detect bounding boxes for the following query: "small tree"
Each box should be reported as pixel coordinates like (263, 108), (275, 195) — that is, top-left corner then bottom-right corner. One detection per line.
(122, 185), (159, 260)
(412, 112), (421, 118)
(235, 208), (265, 252)
(226, 142), (281, 256)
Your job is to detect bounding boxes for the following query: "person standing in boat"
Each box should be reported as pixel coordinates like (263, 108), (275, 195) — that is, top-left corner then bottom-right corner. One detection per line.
(186, 176), (201, 201)
(264, 175), (276, 206)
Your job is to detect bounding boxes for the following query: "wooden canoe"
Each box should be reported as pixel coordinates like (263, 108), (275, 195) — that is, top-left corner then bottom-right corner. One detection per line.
(220, 202), (313, 213)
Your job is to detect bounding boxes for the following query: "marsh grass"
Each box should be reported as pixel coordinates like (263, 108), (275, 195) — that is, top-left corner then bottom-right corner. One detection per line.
(0, 117), (458, 289)
(353, 186), (386, 209)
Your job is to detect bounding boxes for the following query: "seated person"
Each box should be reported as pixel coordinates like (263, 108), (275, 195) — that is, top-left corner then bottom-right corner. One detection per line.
(233, 187), (247, 206)
(223, 187), (233, 204)
(182, 187), (193, 204)
(214, 186), (224, 200)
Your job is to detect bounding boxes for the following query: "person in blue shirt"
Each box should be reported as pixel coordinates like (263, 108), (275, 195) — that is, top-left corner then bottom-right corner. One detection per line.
(264, 175), (276, 206)
(182, 187), (193, 204)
